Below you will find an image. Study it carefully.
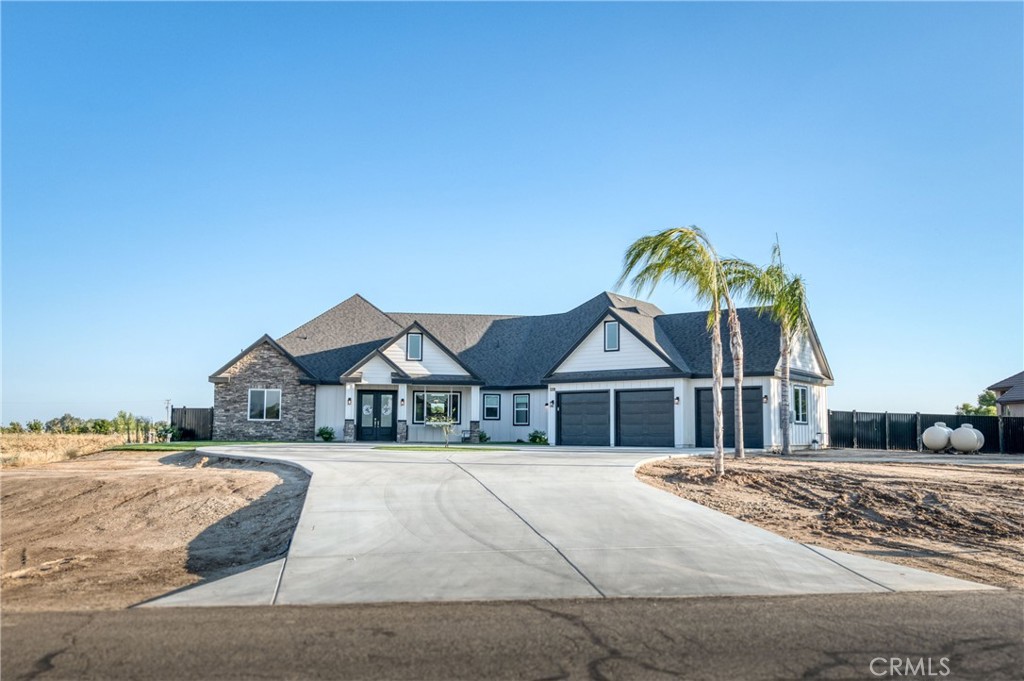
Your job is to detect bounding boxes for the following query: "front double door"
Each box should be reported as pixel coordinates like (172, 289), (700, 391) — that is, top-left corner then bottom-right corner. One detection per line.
(356, 390), (397, 442)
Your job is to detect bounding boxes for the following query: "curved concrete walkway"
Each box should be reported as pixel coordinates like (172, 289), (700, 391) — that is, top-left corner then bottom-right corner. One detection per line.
(144, 445), (996, 607)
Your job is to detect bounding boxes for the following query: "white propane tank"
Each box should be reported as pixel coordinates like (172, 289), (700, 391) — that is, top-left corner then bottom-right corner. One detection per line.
(922, 422), (951, 451)
(950, 424), (982, 453)
(973, 427), (985, 449)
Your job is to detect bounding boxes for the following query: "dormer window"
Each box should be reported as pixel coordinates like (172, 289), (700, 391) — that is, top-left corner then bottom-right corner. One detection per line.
(604, 321), (620, 352)
(406, 333), (423, 361)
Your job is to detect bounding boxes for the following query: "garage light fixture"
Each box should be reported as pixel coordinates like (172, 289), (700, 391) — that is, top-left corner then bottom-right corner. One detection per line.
(763, 395), (769, 404)
(674, 396), (680, 406)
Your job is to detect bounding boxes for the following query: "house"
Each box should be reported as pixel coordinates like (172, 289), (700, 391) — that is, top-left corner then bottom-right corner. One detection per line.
(209, 292), (833, 448)
(987, 371), (1024, 417)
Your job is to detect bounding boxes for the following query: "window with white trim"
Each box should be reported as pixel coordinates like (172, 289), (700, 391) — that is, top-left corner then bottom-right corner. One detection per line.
(248, 388), (282, 421)
(793, 386), (809, 425)
(483, 394), (500, 420)
(513, 394), (530, 426)
(406, 333), (423, 361)
(604, 321), (620, 352)
(413, 391), (461, 424)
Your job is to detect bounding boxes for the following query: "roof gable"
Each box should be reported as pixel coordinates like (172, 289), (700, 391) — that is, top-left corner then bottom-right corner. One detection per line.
(379, 322), (479, 379)
(209, 334), (315, 383)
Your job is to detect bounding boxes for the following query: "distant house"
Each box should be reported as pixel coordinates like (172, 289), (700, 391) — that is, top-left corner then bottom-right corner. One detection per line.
(987, 371), (1024, 417)
(209, 292), (833, 448)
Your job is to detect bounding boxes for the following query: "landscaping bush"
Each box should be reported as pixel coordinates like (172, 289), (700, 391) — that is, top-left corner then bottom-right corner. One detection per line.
(478, 430), (490, 443)
(317, 426), (335, 442)
(528, 430), (548, 444)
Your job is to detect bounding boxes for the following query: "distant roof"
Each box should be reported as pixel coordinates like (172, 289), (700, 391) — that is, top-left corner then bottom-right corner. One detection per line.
(988, 371), (1024, 404)
(215, 292), (832, 388)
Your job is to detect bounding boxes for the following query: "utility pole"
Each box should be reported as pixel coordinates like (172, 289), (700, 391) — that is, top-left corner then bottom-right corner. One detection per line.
(164, 399), (171, 424)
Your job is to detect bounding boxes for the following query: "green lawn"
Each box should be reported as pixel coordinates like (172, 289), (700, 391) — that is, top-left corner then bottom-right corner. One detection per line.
(374, 445), (513, 452)
(109, 441), (282, 451)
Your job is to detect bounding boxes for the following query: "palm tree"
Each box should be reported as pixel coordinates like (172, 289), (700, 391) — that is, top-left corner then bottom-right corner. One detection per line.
(725, 243), (808, 455)
(618, 226), (745, 475)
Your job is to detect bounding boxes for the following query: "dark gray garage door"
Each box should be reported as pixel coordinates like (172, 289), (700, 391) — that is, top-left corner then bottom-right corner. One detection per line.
(616, 390), (674, 447)
(696, 387), (764, 449)
(557, 391), (609, 446)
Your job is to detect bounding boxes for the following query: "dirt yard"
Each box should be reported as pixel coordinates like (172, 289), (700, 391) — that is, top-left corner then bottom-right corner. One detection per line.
(1, 450), (308, 611)
(638, 455), (1023, 589)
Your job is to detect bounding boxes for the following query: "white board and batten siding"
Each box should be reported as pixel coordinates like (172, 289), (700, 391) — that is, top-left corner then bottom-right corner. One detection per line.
(555, 316), (668, 373)
(314, 385), (346, 434)
(383, 331), (469, 378)
(476, 389), (548, 443)
(787, 382), (828, 447)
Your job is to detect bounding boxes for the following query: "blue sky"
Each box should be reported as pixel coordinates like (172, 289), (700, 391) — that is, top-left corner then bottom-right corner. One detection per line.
(3, 2), (1021, 423)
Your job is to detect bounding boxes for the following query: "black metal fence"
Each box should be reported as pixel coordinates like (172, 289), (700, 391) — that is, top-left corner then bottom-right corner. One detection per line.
(828, 410), (1023, 454)
(171, 406), (213, 441)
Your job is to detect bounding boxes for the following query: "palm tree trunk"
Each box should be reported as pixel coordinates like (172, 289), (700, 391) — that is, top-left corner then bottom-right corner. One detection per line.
(711, 309), (725, 477)
(727, 305), (745, 459)
(780, 333), (792, 455)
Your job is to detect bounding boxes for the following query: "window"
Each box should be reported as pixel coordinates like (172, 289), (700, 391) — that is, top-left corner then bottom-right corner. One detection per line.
(248, 389), (282, 421)
(604, 321), (620, 352)
(406, 333), (423, 361)
(413, 391), (461, 424)
(792, 386), (808, 425)
(483, 394), (501, 420)
(513, 394), (530, 426)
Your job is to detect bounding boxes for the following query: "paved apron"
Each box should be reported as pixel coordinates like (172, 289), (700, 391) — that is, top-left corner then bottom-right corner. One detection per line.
(143, 445), (996, 607)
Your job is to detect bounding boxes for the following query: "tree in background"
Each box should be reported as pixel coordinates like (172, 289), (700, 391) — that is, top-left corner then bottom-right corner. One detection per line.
(26, 420), (44, 433)
(956, 390), (998, 416)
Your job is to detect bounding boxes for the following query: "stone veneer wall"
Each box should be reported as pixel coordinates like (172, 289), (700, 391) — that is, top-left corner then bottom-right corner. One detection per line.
(213, 341), (316, 441)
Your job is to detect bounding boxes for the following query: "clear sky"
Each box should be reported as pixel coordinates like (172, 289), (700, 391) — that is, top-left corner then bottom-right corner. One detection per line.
(2, 2), (1021, 424)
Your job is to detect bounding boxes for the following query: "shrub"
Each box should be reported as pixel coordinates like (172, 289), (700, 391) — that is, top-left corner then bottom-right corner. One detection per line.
(528, 430), (548, 445)
(26, 420), (43, 433)
(478, 430), (490, 443)
(5, 421), (24, 434)
(317, 426), (336, 442)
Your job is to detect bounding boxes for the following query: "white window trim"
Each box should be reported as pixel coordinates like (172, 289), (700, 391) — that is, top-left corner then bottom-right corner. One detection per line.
(793, 385), (809, 425)
(247, 388), (283, 421)
(406, 333), (423, 361)
(604, 321), (620, 352)
(513, 393), (530, 426)
(412, 390), (462, 425)
(483, 393), (501, 420)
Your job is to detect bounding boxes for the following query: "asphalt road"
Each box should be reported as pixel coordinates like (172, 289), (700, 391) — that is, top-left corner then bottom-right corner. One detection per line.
(4, 591), (1021, 680)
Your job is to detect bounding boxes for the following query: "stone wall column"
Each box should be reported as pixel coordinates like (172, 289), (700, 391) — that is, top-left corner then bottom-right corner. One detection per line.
(343, 419), (356, 443)
(397, 420), (408, 443)
(469, 420), (480, 444)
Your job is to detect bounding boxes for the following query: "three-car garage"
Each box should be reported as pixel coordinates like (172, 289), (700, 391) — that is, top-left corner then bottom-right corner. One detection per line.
(554, 386), (765, 448)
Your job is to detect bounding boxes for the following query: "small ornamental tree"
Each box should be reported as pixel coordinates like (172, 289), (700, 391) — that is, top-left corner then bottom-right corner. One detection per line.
(426, 414), (457, 447)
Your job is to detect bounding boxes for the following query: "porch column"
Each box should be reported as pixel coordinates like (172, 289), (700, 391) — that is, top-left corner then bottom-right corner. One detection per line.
(469, 385), (481, 443)
(396, 384), (408, 443)
(343, 382), (356, 443)
(547, 387), (557, 445)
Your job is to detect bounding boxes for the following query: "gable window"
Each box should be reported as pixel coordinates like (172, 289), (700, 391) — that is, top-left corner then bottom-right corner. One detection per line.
(604, 321), (620, 352)
(412, 391), (461, 424)
(792, 386), (809, 425)
(483, 394), (501, 420)
(406, 333), (423, 361)
(513, 394), (530, 426)
(248, 388), (282, 421)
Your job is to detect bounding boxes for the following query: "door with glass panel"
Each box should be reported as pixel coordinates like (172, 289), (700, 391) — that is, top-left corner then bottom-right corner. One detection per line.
(356, 391), (397, 441)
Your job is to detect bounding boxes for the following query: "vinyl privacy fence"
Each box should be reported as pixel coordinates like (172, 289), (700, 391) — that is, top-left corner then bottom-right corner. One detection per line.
(828, 410), (1024, 454)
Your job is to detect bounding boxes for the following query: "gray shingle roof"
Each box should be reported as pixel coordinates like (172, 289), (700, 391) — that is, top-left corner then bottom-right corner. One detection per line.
(988, 371), (1024, 404)
(236, 292), (829, 388)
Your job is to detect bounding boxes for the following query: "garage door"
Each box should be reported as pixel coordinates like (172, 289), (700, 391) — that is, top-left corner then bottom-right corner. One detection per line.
(557, 391), (609, 446)
(696, 387), (764, 449)
(616, 390), (674, 447)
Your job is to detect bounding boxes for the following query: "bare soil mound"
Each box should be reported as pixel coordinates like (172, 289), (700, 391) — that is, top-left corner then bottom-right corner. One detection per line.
(1, 450), (309, 611)
(638, 457), (1023, 589)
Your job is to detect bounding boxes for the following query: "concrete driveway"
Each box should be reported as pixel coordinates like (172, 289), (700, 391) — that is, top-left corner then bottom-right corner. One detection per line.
(144, 445), (994, 607)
